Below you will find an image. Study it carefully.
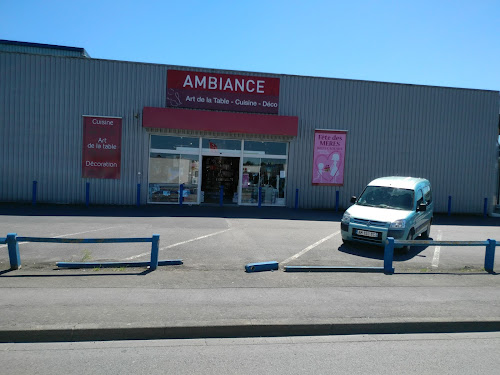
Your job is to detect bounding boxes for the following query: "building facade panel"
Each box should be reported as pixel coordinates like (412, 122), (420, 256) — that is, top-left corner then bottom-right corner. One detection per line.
(0, 52), (167, 204)
(1, 49), (498, 213)
(281, 74), (498, 212)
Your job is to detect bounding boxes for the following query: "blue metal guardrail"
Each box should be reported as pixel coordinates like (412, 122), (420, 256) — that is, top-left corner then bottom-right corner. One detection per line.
(3, 233), (183, 271)
(284, 237), (497, 274)
(384, 237), (497, 274)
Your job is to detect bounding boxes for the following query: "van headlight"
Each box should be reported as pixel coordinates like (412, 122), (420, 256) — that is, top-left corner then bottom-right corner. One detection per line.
(390, 219), (406, 229)
(341, 212), (351, 225)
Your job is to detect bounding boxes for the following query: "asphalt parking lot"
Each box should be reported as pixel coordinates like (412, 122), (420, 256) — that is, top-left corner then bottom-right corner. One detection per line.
(0, 204), (499, 273)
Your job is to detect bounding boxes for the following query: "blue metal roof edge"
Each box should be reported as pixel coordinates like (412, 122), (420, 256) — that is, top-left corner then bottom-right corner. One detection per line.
(0, 39), (90, 57)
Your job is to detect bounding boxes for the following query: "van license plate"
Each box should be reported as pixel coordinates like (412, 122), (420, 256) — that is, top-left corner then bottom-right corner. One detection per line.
(356, 229), (378, 238)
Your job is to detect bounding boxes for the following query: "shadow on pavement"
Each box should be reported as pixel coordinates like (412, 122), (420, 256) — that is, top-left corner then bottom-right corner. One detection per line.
(433, 214), (500, 227)
(397, 271), (498, 276)
(0, 203), (342, 222)
(2, 204), (499, 226)
(0, 268), (154, 277)
(338, 238), (432, 261)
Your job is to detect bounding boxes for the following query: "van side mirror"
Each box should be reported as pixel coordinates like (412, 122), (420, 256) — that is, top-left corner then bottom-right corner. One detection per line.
(417, 203), (427, 212)
(350, 196), (357, 204)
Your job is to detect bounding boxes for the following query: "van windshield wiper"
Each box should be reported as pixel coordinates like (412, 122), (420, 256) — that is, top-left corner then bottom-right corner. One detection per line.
(358, 203), (377, 207)
(359, 203), (401, 209)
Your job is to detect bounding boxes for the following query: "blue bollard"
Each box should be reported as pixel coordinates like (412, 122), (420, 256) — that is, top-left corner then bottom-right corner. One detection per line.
(32, 181), (37, 206)
(136, 183), (141, 207)
(295, 188), (299, 209)
(484, 198), (488, 217)
(335, 190), (339, 212)
(219, 185), (224, 207)
(258, 186), (262, 207)
(149, 234), (160, 271)
(484, 239), (496, 273)
(384, 237), (395, 274)
(86, 182), (90, 207)
(447, 196), (452, 216)
(7, 233), (21, 270)
(179, 184), (184, 206)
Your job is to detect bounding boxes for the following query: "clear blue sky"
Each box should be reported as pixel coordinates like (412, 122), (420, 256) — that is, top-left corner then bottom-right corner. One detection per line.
(1, 0), (499, 91)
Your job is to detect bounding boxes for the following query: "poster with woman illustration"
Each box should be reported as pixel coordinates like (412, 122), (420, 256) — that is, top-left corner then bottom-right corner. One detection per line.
(311, 130), (347, 186)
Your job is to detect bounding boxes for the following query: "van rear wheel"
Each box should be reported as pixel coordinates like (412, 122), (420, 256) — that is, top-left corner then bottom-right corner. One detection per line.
(421, 222), (431, 239)
(422, 220), (432, 238)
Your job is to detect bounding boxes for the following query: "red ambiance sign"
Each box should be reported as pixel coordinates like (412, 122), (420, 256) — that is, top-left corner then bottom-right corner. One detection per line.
(82, 116), (122, 179)
(166, 69), (280, 114)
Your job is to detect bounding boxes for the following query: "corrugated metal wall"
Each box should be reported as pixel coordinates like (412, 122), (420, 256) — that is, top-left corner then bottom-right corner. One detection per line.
(1, 51), (498, 212)
(0, 52), (165, 205)
(281, 75), (499, 213)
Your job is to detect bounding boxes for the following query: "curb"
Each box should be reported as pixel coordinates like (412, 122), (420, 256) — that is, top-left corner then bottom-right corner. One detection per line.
(2, 321), (500, 343)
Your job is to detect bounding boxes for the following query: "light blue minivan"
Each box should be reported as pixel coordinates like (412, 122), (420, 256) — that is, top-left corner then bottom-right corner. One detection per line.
(341, 176), (433, 252)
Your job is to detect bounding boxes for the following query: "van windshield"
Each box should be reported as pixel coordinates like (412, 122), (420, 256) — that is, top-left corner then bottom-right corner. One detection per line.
(357, 186), (414, 210)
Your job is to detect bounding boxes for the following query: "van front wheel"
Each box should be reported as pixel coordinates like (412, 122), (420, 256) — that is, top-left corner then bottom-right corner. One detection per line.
(403, 230), (414, 253)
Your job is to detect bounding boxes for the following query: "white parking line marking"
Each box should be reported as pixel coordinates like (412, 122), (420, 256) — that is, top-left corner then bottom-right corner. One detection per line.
(281, 231), (340, 265)
(431, 230), (443, 268)
(0, 226), (121, 249)
(52, 226), (123, 238)
(125, 228), (232, 260)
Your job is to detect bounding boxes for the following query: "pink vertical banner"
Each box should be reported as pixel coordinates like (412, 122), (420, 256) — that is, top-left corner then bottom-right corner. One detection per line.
(311, 130), (347, 186)
(82, 116), (122, 179)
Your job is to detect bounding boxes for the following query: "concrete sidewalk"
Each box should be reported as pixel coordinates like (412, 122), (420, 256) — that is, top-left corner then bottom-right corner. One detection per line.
(1, 267), (499, 342)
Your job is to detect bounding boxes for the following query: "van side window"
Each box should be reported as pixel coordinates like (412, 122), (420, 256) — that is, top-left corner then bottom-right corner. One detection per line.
(416, 189), (424, 207)
(423, 186), (432, 203)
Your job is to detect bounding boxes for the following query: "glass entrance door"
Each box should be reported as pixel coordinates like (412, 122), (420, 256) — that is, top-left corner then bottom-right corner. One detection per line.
(201, 156), (240, 204)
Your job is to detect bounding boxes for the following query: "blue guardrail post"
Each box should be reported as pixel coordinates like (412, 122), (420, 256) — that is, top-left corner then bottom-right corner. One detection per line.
(7, 233), (21, 270)
(32, 181), (37, 206)
(484, 239), (496, 273)
(258, 187), (262, 207)
(150, 234), (160, 271)
(447, 196), (452, 216)
(219, 185), (224, 207)
(179, 184), (184, 206)
(86, 182), (90, 207)
(384, 237), (395, 274)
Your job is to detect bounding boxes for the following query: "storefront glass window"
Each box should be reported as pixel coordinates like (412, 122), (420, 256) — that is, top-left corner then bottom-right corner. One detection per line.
(202, 138), (241, 153)
(179, 155), (199, 203)
(148, 153), (181, 203)
(244, 141), (287, 156)
(151, 135), (199, 152)
(148, 135), (201, 204)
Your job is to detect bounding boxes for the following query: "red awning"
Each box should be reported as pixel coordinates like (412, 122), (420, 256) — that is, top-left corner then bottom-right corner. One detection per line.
(142, 107), (298, 136)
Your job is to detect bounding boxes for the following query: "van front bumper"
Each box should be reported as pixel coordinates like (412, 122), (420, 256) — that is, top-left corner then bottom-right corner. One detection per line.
(341, 221), (407, 247)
